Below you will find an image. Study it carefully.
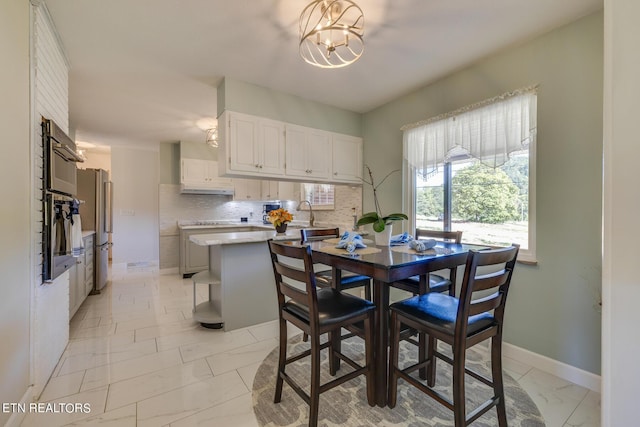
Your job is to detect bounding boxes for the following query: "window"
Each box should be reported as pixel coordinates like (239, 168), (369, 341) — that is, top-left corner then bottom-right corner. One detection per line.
(301, 183), (335, 210)
(402, 88), (537, 262)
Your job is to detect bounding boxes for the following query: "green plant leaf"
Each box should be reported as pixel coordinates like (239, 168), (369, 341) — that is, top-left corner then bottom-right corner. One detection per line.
(383, 213), (408, 222)
(356, 211), (380, 226)
(373, 218), (386, 232)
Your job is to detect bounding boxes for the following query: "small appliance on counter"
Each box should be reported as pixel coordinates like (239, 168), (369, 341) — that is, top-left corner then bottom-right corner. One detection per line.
(262, 203), (281, 224)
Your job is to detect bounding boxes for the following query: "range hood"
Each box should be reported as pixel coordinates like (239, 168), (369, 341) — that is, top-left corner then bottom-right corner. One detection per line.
(180, 184), (234, 195)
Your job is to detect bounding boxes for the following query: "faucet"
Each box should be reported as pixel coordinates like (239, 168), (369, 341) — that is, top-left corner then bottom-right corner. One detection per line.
(296, 200), (315, 227)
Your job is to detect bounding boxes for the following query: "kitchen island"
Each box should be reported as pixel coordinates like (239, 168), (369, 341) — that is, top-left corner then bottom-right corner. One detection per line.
(189, 228), (300, 331)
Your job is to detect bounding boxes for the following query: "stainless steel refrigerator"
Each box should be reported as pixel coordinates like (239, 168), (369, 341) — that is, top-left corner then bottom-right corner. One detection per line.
(77, 168), (113, 293)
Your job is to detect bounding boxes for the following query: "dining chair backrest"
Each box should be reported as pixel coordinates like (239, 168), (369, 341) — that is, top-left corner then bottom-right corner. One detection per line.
(415, 229), (462, 243)
(456, 244), (519, 345)
(267, 240), (320, 325)
(300, 228), (340, 242)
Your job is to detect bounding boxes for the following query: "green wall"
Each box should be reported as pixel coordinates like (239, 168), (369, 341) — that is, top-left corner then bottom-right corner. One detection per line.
(218, 77), (362, 136)
(363, 12), (603, 374)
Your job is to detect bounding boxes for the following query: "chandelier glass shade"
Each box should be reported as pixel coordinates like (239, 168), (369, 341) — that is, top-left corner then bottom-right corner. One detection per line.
(299, 0), (364, 69)
(206, 127), (218, 148)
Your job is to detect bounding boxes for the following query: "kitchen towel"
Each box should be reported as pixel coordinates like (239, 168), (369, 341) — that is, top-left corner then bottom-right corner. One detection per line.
(336, 231), (367, 253)
(71, 199), (84, 255)
(390, 232), (414, 245)
(409, 238), (437, 252)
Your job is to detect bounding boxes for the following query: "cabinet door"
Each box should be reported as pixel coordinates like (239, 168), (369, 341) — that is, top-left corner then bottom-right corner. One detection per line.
(181, 159), (209, 185)
(284, 125), (308, 178)
(278, 181), (298, 201)
(229, 112), (260, 173)
(233, 178), (262, 200)
(306, 129), (331, 179)
(332, 134), (363, 182)
(84, 235), (94, 296)
(261, 181), (279, 200)
(258, 119), (285, 175)
(285, 125), (331, 179)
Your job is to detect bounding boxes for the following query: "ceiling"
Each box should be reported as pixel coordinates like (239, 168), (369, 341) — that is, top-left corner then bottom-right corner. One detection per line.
(45, 0), (602, 150)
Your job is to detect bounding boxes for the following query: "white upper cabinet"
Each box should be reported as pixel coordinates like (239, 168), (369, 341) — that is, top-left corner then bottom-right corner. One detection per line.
(181, 159), (233, 189)
(285, 124), (331, 180)
(331, 134), (363, 183)
(221, 111), (285, 177)
(218, 110), (362, 185)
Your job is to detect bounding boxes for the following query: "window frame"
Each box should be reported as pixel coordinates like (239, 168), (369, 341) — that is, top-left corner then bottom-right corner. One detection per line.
(403, 140), (537, 264)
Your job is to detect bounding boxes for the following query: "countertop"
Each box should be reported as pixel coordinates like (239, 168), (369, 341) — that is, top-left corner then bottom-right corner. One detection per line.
(190, 229), (301, 246)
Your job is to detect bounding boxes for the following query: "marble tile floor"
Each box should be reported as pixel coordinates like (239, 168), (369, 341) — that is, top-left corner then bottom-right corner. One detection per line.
(21, 265), (600, 427)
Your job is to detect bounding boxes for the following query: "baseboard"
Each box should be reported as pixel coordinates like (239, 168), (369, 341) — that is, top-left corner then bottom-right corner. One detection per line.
(503, 342), (601, 392)
(3, 386), (33, 427)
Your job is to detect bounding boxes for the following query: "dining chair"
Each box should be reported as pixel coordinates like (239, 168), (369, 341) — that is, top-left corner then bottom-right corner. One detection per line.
(267, 240), (376, 427)
(390, 229), (463, 296)
(300, 228), (372, 300)
(388, 244), (519, 427)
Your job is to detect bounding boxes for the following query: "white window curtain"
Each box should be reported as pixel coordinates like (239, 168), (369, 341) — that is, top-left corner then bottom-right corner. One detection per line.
(402, 87), (537, 176)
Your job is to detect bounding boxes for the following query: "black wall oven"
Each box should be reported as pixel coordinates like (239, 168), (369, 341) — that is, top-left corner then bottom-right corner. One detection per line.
(43, 193), (76, 281)
(43, 119), (83, 196)
(42, 118), (83, 282)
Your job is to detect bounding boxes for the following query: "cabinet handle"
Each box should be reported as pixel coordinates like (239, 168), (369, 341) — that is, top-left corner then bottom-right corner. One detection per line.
(334, 172), (338, 175)
(255, 164), (260, 168)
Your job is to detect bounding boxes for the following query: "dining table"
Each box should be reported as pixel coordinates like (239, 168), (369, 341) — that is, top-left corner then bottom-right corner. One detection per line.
(306, 238), (488, 407)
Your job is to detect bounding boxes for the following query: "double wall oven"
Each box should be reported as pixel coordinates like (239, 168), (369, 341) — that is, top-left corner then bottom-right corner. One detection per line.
(42, 118), (84, 282)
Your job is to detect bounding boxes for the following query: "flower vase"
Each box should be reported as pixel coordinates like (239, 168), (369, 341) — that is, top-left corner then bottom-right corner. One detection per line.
(275, 223), (288, 234)
(374, 224), (393, 246)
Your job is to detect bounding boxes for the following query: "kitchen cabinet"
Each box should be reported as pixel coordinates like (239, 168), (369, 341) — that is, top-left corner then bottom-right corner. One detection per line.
(278, 181), (298, 201)
(69, 234), (94, 319)
(233, 179), (281, 201)
(331, 134), (363, 183)
(232, 178), (262, 201)
(180, 159), (233, 191)
(219, 111), (286, 178)
(218, 110), (363, 185)
(285, 124), (331, 180)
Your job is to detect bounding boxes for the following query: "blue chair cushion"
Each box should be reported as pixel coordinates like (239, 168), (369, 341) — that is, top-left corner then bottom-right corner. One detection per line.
(396, 274), (452, 294)
(314, 270), (370, 290)
(284, 288), (375, 328)
(390, 292), (495, 337)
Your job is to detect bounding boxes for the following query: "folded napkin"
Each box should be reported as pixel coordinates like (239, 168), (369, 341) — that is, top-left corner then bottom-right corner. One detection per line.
(409, 239), (437, 252)
(390, 232), (414, 245)
(336, 231), (367, 253)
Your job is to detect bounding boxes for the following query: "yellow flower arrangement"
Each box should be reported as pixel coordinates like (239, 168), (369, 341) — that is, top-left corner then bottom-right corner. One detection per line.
(267, 208), (293, 227)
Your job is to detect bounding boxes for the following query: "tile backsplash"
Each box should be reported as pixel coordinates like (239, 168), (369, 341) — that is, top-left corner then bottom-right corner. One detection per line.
(159, 184), (362, 269)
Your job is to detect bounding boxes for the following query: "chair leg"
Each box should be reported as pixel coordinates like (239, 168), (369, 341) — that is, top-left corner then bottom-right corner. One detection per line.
(491, 335), (507, 427)
(274, 318), (287, 403)
(452, 346), (467, 427)
(387, 311), (400, 408)
(364, 281), (371, 300)
(426, 335), (437, 387)
(309, 331), (321, 427)
(328, 329), (341, 375)
(364, 312), (375, 406)
(418, 331), (427, 379)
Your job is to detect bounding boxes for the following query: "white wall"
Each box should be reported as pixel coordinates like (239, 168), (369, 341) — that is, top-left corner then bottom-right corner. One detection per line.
(602, 0), (640, 424)
(32, 2), (72, 399)
(111, 146), (160, 266)
(0, 1), (31, 424)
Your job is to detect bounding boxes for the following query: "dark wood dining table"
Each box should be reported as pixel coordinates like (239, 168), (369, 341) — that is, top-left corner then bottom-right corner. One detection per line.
(306, 239), (488, 407)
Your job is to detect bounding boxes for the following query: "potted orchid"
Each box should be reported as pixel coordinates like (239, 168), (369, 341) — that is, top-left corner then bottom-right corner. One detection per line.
(357, 165), (407, 245)
(268, 208), (294, 233)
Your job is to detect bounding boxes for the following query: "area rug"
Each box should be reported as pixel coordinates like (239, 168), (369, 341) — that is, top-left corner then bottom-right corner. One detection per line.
(252, 335), (545, 427)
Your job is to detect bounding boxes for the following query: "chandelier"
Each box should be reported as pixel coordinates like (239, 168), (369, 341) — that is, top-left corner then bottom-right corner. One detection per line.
(205, 127), (218, 148)
(299, 0), (364, 69)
